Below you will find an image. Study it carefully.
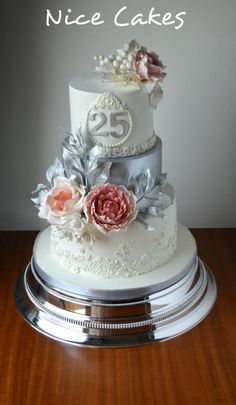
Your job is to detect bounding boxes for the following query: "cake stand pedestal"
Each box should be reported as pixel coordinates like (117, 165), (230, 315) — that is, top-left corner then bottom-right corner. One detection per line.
(14, 225), (217, 347)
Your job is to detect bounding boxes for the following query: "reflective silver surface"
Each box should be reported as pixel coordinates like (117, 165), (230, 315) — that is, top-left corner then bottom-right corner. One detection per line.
(101, 136), (162, 186)
(14, 258), (217, 347)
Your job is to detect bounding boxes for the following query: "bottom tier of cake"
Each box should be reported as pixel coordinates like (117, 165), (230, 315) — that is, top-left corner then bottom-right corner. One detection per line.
(14, 225), (217, 347)
(50, 183), (177, 278)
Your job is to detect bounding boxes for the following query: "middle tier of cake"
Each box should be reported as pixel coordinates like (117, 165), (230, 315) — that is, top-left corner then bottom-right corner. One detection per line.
(62, 135), (162, 196)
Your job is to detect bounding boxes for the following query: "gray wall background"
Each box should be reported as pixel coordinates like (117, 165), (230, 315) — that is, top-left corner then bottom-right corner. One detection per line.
(1, 0), (236, 230)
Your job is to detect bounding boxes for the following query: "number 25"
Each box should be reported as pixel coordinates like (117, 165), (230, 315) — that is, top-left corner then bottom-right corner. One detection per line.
(90, 112), (130, 138)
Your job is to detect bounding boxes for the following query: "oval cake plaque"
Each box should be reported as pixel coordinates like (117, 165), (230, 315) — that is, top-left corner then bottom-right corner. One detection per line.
(86, 92), (133, 147)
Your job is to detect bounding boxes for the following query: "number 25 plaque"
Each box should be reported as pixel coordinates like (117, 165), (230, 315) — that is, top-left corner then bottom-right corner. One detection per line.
(86, 93), (133, 147)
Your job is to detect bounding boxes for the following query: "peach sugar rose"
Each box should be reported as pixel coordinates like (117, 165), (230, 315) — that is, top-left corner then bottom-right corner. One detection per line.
(39, 176), (84, 225)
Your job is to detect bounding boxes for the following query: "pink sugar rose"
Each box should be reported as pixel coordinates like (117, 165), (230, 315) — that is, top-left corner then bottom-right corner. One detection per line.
(39, 176), (85, 225)
(135, 47), (166, 83)
(85, 184), (137, 234)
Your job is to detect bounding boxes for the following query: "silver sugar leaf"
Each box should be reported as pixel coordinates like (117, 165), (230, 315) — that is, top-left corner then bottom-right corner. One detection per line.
(89, 162), (112, 187)
(31, 183), (47, 194)
(62, 146), (86, 174)
(148, 82), (163, 109)
(127, 173), (141, 195)
(140, 206), (165, 218)
(31, 188), (48, 208)
(136, 213), (155, 231)
(46, 158), (65, 185)
(89, 144), (103, 164)
(61, 129), (111, 191)
(141, 169), (156, 195)
(152, 173), (167, 188)
(134, 170), (172, 221)
(145, 192), (172, 209)
(136, 170), (153, 202)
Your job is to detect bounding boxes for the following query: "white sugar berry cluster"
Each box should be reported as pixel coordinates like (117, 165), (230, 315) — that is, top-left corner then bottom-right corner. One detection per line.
(94, 40), (140, 74)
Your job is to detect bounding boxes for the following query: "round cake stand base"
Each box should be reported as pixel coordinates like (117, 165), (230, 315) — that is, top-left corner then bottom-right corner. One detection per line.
(14, 258), (217, 348)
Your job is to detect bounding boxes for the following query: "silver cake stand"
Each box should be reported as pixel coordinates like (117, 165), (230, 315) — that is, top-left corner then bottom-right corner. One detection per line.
(14, 226), (217, 347)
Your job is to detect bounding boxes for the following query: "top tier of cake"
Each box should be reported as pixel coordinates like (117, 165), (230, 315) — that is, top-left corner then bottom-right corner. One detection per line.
(69, 72), (155, 158)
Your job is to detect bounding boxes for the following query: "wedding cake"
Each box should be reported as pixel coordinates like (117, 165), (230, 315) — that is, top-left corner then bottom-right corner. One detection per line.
(32, 40), (178, 278)
(15, 40), (216, 346)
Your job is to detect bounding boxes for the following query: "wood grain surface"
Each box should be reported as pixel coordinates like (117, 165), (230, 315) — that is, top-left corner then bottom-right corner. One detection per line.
(0, 229), (236, 405)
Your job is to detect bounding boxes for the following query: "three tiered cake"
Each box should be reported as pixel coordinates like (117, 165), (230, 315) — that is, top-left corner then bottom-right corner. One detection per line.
(33, 40), (177, 278)
(15, 40), (217, 346)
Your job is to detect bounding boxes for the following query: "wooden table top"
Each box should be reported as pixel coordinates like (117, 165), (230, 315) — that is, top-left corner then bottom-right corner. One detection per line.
(0, 229), (236, 405)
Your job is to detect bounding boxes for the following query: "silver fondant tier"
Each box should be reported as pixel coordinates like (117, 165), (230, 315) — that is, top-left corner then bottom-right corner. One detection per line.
(62, 135), (162, 189)
(100, 135), (162, 186)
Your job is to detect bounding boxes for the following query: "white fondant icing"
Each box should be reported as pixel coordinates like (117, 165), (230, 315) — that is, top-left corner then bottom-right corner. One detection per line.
(50, 184), (177, 279)
(33, 224), (196, 293)
(69, 73), (153, 157)
(100, 133), (156, 157)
